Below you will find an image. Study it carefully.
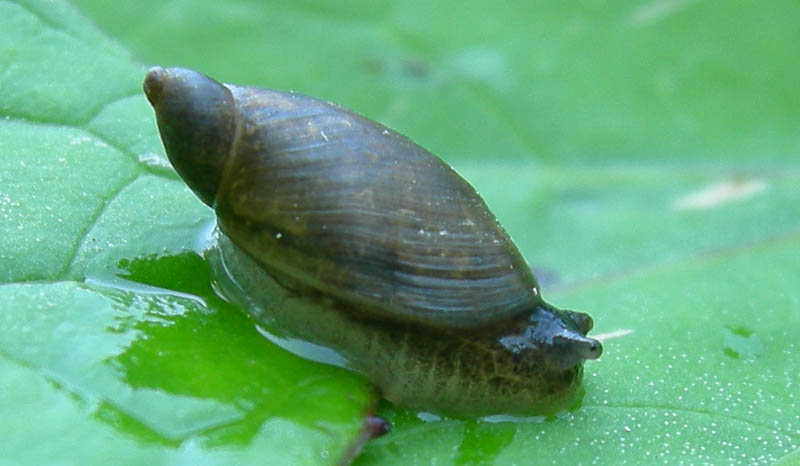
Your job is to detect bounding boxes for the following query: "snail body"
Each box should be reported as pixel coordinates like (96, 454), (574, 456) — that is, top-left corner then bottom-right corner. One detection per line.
(144, 67), (601, 416)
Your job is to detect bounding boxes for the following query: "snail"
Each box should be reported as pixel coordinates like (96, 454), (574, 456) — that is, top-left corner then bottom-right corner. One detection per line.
(143, 67), (601, 417)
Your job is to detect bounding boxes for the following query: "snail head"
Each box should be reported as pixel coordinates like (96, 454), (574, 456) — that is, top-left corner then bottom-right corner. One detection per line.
(501, 303), (602, 371)
(144, 67), (237, 207)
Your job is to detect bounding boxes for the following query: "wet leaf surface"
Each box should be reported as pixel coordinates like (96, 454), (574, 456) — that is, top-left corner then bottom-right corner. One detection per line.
(2, 0), (798, 464)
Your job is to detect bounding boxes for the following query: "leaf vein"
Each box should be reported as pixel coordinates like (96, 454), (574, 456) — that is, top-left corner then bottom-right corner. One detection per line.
(63, 174), (140, 277)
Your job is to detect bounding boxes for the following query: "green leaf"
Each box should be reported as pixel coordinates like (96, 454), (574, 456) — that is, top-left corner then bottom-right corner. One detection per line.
(0, 1), (373, 465)
(3, 0), (799, 464)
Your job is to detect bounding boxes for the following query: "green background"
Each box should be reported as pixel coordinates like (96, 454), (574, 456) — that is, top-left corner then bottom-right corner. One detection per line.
(1, 0), (798, 464)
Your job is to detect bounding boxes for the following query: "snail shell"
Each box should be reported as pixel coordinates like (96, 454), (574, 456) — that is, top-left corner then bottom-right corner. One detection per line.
(144, 67), (601, 416)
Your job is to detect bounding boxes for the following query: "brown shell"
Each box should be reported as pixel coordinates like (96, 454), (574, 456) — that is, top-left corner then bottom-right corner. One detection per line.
(214, 85), (541, 329)
(145, 67), (542, 330)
